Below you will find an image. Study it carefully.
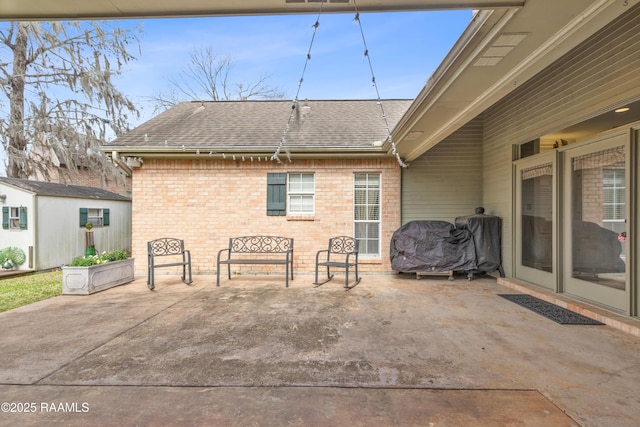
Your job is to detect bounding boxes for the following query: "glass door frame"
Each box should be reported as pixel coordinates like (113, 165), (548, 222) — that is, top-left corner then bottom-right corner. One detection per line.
(514, 151), (558, 291)
(562, 129), (631, 313)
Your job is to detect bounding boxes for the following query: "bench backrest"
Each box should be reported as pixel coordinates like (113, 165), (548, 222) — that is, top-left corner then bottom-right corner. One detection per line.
(229, 236), (293, 254)
(328, 236), (359, 254)
(148, 238), (187, 257)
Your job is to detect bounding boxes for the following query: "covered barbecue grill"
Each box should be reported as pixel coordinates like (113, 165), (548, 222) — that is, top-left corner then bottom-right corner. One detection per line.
(390, 208), (504, 279)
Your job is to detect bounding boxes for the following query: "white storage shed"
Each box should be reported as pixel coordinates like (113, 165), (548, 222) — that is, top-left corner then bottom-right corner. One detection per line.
(0, 177), (131, 271)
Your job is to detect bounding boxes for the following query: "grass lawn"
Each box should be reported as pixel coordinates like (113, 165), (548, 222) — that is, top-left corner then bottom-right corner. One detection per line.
(0, 271), (62, 313)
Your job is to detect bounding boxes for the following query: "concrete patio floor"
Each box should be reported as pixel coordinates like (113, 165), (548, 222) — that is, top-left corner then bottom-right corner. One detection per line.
(1, 273), (639, 426)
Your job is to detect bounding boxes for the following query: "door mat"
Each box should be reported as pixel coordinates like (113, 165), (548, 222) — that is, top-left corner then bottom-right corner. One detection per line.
(498, 294), (605, 325)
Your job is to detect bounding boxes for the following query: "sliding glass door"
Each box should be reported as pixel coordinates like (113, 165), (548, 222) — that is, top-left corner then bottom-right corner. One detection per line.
(563, 132), (629, 312)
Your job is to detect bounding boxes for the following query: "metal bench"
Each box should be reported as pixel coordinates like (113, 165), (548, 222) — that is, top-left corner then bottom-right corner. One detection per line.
(147, 237), (193, 290)
(314, 236), (361, 289)
(217, 236), (294, 287)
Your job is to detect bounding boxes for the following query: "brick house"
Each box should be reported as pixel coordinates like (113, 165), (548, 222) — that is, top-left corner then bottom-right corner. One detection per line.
(27, 136), (132, 197)
(106, 99), (411, 276)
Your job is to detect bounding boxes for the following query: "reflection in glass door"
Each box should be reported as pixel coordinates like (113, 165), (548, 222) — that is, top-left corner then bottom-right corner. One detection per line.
(515, 155), (555, 290)
(565, 140), (628, 311)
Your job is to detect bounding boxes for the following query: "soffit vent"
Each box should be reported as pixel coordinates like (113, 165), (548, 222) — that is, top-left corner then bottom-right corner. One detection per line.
(474, 32), (528, 67)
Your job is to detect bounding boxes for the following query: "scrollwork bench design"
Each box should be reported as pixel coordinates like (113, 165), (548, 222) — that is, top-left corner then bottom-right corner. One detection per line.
(314, 236), (361, 289)
(147, 237), (193, 290)
(216, 236), (294, 287)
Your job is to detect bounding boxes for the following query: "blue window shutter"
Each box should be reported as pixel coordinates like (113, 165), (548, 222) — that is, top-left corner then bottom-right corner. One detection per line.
(103, 208), (110, 226)
(79, 208), (88, 227)
(2, 206), (8, 229)
(267, 173), (286, 216)
(19, 207), (27, 230)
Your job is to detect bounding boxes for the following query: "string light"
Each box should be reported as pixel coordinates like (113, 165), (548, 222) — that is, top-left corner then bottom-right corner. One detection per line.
(352, 0), (407, 167)
(273, 0), (325, 164)
(273, 0), (407, 168)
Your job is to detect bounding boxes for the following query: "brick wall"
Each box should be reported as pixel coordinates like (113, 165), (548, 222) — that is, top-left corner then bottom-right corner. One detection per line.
(132, 158), (401, 276)
(54, 167), (132, 197)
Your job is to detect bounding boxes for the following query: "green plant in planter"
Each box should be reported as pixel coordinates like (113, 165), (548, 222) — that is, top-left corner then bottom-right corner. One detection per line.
(69, 250), (129, 267)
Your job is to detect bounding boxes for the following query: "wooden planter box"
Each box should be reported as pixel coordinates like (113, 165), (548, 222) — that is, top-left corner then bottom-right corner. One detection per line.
(62, 258), (135, 295)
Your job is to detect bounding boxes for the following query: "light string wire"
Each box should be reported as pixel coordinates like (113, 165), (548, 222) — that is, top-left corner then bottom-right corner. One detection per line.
(273, 0), (407, 168)
(352, 0), (407, 167)
(272, 1), (326, 163)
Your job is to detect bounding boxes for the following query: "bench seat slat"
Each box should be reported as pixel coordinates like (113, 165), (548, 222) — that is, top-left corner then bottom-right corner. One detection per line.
(219, 259), (290, 265)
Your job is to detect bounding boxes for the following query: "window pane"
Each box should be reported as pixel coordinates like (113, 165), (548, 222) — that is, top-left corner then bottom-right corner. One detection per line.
(354, 173), (381, 256)
(301, 195), (313, 212)
(521, 164), (553, 273)
(368, 206), (380, 221)
(572, 148), (626, 289)
(289, 175), (301, 192)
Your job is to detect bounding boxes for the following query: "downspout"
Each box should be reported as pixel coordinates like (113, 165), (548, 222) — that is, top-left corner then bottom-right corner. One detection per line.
(111, 151), (132, 176)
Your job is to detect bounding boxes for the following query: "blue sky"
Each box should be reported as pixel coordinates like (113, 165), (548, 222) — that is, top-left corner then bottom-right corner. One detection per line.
(119, 10), (472, 125)
(0, 10), (472, 175)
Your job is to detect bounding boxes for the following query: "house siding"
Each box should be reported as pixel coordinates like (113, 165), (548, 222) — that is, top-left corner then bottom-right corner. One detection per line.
(35, 196), (132, 270)
(131, 158), (401, 276)
(401, 116), (484, 224)
(481, 4), (640, 277)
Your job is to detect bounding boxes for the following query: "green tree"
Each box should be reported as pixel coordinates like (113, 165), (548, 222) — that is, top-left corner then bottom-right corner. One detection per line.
(0, 21), (140, 181)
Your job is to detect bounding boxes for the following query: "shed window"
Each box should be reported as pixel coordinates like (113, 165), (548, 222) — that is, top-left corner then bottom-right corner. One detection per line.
(79, 208), (110, 227)
(2, 206), (27, 230)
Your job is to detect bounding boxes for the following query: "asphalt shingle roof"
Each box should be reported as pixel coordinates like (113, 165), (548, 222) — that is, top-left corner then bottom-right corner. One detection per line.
(0, 177), (131, 201)
(109, 99), (412, 150)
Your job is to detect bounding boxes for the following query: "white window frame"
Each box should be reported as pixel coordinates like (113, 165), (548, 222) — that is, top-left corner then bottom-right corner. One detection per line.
(602, 168), (625, 227)
(354, 172), (381, 258)
(87, 208), (104, 226)
(9, 207), (20, 229)
(287, 173), (315, 215)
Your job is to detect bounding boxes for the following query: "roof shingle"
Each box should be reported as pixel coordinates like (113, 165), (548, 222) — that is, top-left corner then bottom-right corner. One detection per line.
(0, 177), (131, 201)
(108, 99), (412, 150)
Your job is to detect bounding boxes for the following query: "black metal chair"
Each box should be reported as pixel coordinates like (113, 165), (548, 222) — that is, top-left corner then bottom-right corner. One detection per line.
(314, 236), (361, 289)
(147, 237), (193, 290)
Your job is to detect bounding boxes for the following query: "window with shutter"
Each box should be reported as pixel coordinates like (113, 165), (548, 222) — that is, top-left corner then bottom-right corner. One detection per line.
(4, 206), (26, 230)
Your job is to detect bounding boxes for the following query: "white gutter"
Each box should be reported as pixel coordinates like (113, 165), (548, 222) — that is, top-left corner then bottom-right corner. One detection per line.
(111, 151), (132, 176)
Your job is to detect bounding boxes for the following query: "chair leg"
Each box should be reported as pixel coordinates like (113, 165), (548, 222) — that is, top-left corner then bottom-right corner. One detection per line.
(345, 264), (361, 289)
(182, 262), (192, 285)
(313, 264), (334, 286)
